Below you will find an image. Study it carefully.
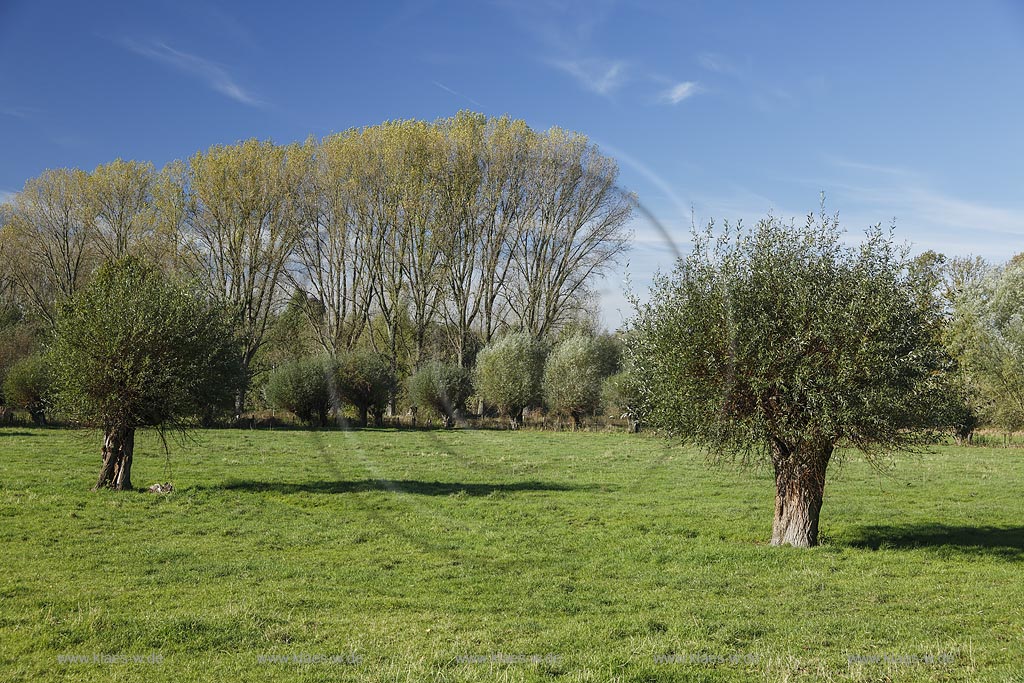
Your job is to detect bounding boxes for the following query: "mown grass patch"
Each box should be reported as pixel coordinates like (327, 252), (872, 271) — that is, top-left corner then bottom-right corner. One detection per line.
(1, 427), (1021, 681)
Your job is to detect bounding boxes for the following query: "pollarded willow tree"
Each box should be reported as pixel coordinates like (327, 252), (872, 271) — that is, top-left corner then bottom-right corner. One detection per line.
(407, 360), (473, 428)
(2, 354), (50, 425)
(333, 349), (395, 428)
(475, 331), (546, 429)
(51, 257), (241, 490)
(631, 211), (951, 547)
(542, 334), (607, 428)
(264, 355), (335, 427)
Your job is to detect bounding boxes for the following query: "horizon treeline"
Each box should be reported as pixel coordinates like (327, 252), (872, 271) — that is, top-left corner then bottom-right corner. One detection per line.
(0, 112), (634, 414)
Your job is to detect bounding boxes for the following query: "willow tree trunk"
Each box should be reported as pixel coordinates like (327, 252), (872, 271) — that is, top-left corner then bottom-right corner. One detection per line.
(95, 426), (136, 491)
(770, 444), (832, 547)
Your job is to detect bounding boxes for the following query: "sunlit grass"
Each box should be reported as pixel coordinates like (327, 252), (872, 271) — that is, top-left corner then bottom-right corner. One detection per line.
(0, 426), (1021, 681)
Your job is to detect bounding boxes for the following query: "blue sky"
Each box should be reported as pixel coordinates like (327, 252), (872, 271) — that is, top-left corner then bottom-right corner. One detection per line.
(2, 0), (1022, 328)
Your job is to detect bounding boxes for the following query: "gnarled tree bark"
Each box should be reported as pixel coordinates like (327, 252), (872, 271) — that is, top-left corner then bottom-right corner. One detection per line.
(770, 440), (832, 547)
(95, 426), (136, 491)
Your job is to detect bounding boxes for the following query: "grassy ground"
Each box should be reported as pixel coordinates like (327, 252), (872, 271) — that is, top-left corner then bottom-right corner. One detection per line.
(0, 426), (1022, 682)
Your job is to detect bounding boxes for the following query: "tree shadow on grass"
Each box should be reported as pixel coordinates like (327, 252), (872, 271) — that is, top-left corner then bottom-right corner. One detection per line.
(208, 479), (601, 496)
(0, 431), (37, 437)
(844, 524), (1024, 561)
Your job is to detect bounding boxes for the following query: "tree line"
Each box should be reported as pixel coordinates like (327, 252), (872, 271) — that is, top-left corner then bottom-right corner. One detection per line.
(3, 106), (1020, 550)
(912, 250), (1024, 441)
(0, 112), (633, 420)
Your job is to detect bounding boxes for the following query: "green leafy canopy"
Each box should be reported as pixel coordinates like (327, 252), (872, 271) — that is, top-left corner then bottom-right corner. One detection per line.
(50, 257), (242, 432)
(629, 210), (953, 463)
(474, 332), (546, 419)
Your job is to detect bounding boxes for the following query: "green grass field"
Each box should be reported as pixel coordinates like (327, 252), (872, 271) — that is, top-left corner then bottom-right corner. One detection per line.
(0, 426), (1022, 682)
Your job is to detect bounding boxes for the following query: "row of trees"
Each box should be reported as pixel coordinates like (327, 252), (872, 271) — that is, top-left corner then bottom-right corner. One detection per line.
(1, 103), (1017, 552)
(3, 170), (1019, 552)
(0, 112), (633, 417)
(0, 248), (630, 489)
(265, 330), (632, 430)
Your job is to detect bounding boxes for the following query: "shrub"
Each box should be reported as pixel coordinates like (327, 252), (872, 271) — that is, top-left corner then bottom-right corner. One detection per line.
(333, 350), (395, 427)
(3, 353), (51, 425)
(0, 305), (39, 412)
(265, 356), (335, 426)
(591, 332), (623, 377)
(407, 361), (472, 428)
(542, 334), (605, 428)
(474, 332), (546, 428)
(601, 370), (645, 433)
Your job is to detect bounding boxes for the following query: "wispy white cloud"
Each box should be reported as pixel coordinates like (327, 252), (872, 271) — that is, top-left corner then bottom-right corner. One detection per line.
(807, 157), (1024, 261)
(120, 38), (261, 106)
(698, 52), (739, 75)
(550, 58), (627, 96)
(595, 141), (693, 230)
(498, 1), (630, 98)
(696, 51), (802, 113)
(851, 185), (1024, 239)
(658, 81), (700, 105)
(432, 81), (485, 109)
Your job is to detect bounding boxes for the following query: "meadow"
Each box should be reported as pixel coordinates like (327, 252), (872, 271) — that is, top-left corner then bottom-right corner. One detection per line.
(0, 426), (1021, 682)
